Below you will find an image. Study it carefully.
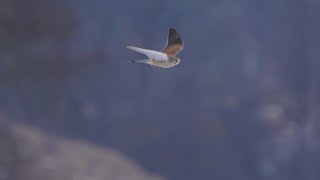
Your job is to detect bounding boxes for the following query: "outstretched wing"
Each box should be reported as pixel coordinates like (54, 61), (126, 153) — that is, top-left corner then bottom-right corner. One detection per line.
(126, 45), (169, 61)
(162, 28), (183, 56)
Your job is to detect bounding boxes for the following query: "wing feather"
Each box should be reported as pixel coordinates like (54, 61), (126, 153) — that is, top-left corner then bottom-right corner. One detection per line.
(126, 45), (169, 61)
(162, 28), (183, 56)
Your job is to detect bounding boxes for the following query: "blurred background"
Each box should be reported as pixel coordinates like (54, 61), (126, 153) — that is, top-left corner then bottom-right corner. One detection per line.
(0, 0), (320, 179)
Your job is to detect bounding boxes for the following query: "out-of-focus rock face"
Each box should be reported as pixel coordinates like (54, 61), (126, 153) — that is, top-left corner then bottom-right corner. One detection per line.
(0, 122), (165, 180)
(1, 0), (320, 179)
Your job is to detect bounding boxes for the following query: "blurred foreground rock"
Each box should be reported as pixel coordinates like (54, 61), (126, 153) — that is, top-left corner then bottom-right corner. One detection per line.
(0, 121), (164, 180)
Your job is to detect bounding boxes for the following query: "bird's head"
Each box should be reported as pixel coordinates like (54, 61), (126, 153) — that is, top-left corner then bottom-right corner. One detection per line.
(174, 58), (181, 65)
(168, 56), (181, 65)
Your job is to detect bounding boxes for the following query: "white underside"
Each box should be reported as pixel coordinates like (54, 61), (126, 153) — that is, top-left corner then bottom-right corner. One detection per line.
(148, 60), (179, 68)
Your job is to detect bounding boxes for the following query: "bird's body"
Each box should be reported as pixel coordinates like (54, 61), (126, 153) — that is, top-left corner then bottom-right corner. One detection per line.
(127, 28), (184, 68)
(149, 57), (180, 68)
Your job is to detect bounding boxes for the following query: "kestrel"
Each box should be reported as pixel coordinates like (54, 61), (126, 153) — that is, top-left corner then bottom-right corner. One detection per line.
(127, 27), (184, 68)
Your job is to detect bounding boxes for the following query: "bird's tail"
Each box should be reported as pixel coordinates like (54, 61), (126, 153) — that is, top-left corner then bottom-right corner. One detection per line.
(129, 59), (150, 63)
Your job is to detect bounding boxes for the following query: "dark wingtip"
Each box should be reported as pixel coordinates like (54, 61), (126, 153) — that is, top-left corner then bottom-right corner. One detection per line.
(169, 27), (176, 31)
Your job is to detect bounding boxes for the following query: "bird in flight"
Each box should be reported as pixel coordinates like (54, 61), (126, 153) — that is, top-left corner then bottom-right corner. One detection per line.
(126, 27), (184, 68)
